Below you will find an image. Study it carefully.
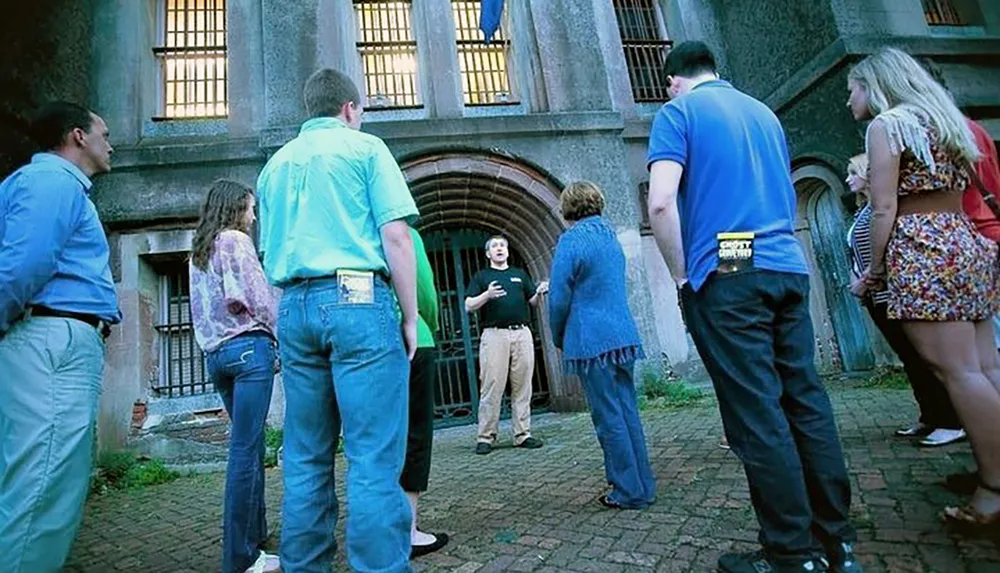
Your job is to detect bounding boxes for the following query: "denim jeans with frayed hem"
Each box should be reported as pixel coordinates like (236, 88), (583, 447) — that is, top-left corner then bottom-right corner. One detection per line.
(207, 331), (276, 573)
(580, 360), (656, 508)
(277, 277), (411, 573)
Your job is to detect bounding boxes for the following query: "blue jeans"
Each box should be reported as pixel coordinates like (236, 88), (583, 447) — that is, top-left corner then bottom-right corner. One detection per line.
(681, 269), (855, 564)
(206, 331), (276, 573)
(278, 276), (411, 573)
(580, 360), (656, 508)
(0, 317), (104, 573)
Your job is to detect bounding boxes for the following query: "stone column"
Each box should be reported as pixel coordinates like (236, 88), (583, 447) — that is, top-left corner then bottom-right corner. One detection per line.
(416, 0), (464, 118)
(592, 0), (638, 117)
(91, 0), (156, 145)
(228, 0), (266, 136)
(261, 0), (322, 127)
(525, 0), (615, 112)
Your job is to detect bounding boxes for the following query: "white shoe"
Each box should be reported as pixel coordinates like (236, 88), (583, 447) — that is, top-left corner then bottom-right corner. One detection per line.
(895, 422), (931, 437)
(245, 551), (281, 573)
(920, 428), (966, 447)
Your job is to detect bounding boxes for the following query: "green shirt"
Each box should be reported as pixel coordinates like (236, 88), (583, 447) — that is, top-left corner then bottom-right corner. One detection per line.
(412, 229), (439, 348)
(256, 117), (419, 286)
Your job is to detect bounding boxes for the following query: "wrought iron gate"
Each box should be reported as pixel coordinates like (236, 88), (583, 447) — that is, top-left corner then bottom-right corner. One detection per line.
(424, 229), (550, 428)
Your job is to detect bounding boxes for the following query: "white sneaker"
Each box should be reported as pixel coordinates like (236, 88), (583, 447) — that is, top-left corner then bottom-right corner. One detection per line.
(245, 551), (281, 573)
(895, 422), (931, 437)
(920, 428), (966, 447)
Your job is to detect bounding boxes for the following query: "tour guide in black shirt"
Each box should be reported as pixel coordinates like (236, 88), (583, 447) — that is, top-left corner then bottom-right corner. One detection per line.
(465, 235), (548, 454)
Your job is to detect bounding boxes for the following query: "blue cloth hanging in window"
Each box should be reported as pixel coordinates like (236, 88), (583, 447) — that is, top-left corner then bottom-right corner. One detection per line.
(480, 0), (505, 44)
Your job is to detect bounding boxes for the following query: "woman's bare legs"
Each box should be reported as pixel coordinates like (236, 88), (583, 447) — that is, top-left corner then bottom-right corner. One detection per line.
(904, 321), (1000, 516)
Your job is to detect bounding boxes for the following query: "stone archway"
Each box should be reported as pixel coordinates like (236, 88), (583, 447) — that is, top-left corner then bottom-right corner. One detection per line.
(400, 151), (578, 420)
(792, 164), (880, 372)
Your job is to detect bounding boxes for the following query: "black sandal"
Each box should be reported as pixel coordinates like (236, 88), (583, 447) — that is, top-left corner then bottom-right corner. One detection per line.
(411, 532), (449, 558)
(597, 493), (622, 509)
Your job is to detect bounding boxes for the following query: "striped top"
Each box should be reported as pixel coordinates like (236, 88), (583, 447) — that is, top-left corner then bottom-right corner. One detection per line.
(847, 203), (890, 305)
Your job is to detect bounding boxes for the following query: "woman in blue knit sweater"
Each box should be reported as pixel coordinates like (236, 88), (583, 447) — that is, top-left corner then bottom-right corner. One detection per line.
(549, 181), (656, 509)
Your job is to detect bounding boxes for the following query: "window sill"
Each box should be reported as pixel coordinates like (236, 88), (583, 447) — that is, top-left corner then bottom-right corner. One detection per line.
(142, 118), (229, 139)
(926, 25), (988, 38)
(462, 101), (528, 118)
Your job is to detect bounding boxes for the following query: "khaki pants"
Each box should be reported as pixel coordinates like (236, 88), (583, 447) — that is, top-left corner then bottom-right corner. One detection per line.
(477, 327), (534, 445)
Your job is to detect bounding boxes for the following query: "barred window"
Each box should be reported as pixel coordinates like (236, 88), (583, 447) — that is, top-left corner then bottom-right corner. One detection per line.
(452, 1), (517, 106)
(614, 0), (673, 102)
(922, 0), (965, 25)
(155, 262), (210, 397)
(355, 1), (421, 109)
(154, 0), (228, 119)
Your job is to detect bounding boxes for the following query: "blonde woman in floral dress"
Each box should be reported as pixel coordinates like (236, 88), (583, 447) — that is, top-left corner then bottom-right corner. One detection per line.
(848, 48), (1000, 528)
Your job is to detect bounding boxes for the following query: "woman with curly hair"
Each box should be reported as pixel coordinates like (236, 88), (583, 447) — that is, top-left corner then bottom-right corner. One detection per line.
(189, 179), (281, 573)
(548, 181), (655, 509)
(847, 47), (1000, 528)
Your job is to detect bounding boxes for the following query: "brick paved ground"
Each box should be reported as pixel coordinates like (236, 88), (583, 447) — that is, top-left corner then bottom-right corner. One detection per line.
(66, 385), (999, 572)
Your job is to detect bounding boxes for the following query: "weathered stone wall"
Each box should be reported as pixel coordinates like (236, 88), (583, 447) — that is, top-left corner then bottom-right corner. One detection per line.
(0, 1), (95, 178)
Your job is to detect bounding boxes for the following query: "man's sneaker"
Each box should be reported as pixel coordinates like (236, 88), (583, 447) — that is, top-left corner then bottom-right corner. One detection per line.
(515, 437), (543, 449)
(246, 551), (280, 573)
(919, 428), (966, 447)
(825, 542), (864, 573)
(475, 442), (492, 455)
(895, 422), (932, 437)
(718, 550), (827, 573)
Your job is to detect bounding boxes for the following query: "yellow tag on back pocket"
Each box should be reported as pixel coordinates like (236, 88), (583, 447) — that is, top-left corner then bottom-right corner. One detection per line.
(717, 232), (755, 274)
(337, 270), (375, 304)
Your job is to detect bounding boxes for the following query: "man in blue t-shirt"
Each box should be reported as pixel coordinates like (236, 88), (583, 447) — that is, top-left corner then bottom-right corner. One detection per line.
(646, 42), (860, 573)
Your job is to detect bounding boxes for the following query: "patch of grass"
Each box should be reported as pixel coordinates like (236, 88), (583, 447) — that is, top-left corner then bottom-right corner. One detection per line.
(263, 425), (343, 467)
(859, 365), (910, 390)
(264, 426), (283, 467)
(89, 451), (179, 496)
(639, 367), (706, 410)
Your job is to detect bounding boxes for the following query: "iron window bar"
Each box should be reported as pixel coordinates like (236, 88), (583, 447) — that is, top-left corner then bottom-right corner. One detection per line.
(922, 0), (965, 25)
(354, 0), (423, 109)
(154, 0), (228, 119)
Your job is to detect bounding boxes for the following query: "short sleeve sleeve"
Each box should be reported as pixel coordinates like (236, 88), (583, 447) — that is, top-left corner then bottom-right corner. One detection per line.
(368, 139), (419, 228)
(646, 103), (688, 169)
(466, 271), (485, 298)
(521, 269), (536, 299)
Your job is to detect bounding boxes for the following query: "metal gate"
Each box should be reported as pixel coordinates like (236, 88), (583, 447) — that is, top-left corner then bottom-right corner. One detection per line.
(424, 229), (550, 428)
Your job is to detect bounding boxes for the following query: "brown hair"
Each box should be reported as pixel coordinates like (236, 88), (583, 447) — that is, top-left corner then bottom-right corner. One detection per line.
(303, 68), (361, 119)
(191, 179), (254, 270)
(560, 180), (605, 221)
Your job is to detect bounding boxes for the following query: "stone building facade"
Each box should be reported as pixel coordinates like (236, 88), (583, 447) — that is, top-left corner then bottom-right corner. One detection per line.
(3, 0), (999, 451)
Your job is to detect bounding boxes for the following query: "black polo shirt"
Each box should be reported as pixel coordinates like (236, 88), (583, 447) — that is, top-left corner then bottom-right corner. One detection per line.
(466, 266), (536, 328)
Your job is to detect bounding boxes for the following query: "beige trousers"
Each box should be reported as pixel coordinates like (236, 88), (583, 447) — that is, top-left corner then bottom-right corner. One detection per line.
(477, 327), (534, 445)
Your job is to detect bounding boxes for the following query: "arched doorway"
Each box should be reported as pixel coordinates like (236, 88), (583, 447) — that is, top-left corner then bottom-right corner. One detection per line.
(401, 151), (569, 427)
(793, 164), (878, 372)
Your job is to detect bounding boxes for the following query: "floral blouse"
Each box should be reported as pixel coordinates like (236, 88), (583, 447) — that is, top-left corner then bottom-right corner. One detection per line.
(189, 230), (280, 353)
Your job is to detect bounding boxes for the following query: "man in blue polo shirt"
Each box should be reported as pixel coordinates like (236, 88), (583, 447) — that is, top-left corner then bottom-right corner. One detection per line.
(0, 101), (120, 572)
(646, 42), (860, 573)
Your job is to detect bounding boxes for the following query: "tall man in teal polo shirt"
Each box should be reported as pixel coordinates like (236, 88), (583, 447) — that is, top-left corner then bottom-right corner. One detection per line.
(0, 101), (119, 572)
(646, 42), (859, 573)
(257, 69), (418, 573)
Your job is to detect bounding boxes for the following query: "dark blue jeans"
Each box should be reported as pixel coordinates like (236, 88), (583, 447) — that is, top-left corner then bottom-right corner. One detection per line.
(681, 269), (855, 564)
(206, 331), (276, 573)
(580, 360), (656, 508)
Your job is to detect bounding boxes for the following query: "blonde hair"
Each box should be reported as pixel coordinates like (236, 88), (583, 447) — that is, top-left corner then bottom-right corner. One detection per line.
(847, 154), (869, 207)
(560, 181), (605, 221)
(847, 154), (868, 179)
(848, 48), (979, 165)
